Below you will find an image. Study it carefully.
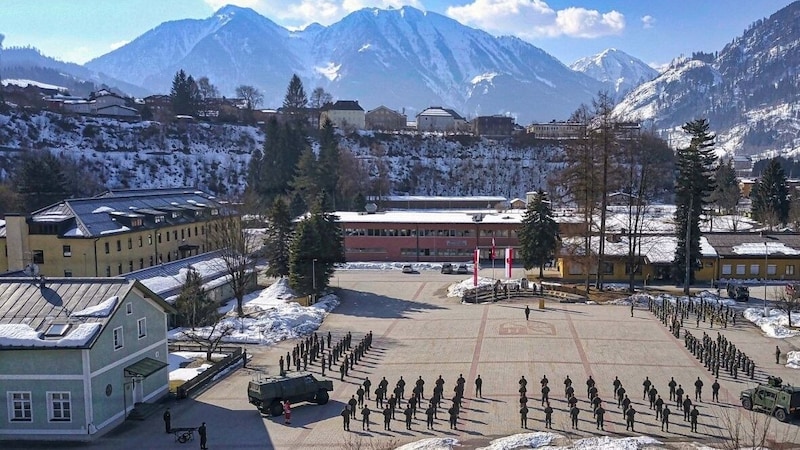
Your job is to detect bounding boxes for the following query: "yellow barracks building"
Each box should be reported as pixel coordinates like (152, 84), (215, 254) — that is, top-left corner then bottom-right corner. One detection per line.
(0, 188), (226, 277)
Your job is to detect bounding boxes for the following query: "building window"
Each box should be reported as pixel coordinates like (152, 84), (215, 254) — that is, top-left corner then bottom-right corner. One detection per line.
(64, 270), (73, 277)
(105, 266), (111, 277)
(148, 234), (152, 245)
(157, 233), (162, 244)
(62, 245), (72, 257)
(149, 255), (154, 266)
(173, 230), (178, 240)
(602, 262), (614, 275)
(195, 226), (198, 236)
(166, 232), (170, 242)
(127, 238), (132, 250)
(181, 229), (185, 240)
(750, 264), (760, 275)
(787, 265), (796, 276)
(104, 242), (110, 254)
(113, 327), (124, 350)
(767, 264), (777, 276)
(138, 236), (143, 247)
(126, 303), (132, 315)
(139, 258), (144, 269)
(32, 250), (44, 264)
(721, 264), (732, 275)
(736, 265), (746, 275)
(48, 392), (71, 422)
(8, 392), (32, 422)
(137, 318), (147, 339)
(117, 264), (122, 275)
(116, 240), (121, 252)
(128, 261), (133, 272)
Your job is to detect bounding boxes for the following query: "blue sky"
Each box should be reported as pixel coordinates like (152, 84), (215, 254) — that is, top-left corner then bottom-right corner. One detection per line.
(0, 0), (793, 67)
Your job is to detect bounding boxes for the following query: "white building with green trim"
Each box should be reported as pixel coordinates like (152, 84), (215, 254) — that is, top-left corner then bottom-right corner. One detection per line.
(0, 277), (174, 441)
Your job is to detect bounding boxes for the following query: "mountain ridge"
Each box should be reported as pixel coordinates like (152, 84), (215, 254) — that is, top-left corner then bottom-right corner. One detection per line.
(84, 4), (604, 123)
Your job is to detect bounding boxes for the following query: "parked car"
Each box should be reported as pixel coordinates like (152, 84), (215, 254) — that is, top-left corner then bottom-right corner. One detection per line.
(456, 264), (469, 274)
(402, 264), (415, 274)
(441, 263), (454, 274)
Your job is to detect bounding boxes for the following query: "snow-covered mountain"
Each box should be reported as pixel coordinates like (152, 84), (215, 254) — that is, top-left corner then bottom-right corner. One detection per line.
(85, 5), (603, 123)
(614, 1), (800, 159)
(1, 47), (149, 97)
(570, 48), (658, 101)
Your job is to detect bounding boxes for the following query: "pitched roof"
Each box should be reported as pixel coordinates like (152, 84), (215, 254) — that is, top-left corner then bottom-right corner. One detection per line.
(0, 277), (172, 349)
(326, 100), (363, 111)
(704, 233), (800, 257)
(417, 107), (465, 120)
(21, 188), (223, 238)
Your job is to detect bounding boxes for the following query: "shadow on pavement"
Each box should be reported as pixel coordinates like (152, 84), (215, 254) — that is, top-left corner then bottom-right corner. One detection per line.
(333, 289), (446, 319)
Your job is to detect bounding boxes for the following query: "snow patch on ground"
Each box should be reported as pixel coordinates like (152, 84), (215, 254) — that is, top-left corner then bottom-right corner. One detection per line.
(170, 278), (339, 345)
(447, 276), (497, 298)
(397, 434), (663, 450)
(476, 432), (555, 449)
(743, 308), (800, 339)
(787, 351), (800, 369)
(395, 437), (460, 450)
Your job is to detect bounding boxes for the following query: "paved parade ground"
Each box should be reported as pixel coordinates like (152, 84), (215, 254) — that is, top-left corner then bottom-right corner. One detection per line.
(28, 269), (800, 449)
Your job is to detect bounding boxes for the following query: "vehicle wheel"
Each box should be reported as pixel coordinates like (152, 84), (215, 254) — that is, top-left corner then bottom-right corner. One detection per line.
(316, 390), (329, 404)
(741, 398), (753, 410)
(775, 408), (788, 422)
(269, 401), (283, 417)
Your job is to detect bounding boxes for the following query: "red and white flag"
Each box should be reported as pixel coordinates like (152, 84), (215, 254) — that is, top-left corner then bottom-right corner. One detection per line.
(491, 237), (496, 260)
(473, 247), (480, 287)
(505, 247), (513, 279)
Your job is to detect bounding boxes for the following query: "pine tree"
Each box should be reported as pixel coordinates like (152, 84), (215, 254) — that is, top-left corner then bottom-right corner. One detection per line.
(317, 118), (340, 208)
(291, 147), (320, 208)
(174, 269), (219, 329)
(673, 119), (717, 292)
(283, 74), (307, 113)
(751, 158), (789, 229)
(264, 197), (292, 278)
(288, 193), (345, 295)
(12, 150), (69, 212)
(518, 190), (559, 278)
(170, 69), (196, 116)
(711, 159), (740, 215)
(289, 191), (307, 217)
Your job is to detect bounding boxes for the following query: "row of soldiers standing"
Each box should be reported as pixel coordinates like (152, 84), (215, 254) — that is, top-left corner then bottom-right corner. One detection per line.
(519, 374), (705, 433)
(684, 330), (756, 380)
(342, 374), (467, 431)
(648, 295), (738, 331)
(278, 331), (374, 378)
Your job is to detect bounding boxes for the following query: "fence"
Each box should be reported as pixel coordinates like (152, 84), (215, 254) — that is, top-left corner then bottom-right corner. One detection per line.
(175, 347), (244, 399)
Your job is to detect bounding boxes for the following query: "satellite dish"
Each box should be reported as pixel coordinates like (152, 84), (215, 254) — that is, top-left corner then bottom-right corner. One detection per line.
(365, 203), (378, 214)
(23, 264), (40, 277)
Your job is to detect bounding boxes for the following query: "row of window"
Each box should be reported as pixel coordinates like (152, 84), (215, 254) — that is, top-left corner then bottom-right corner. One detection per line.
(720, 264), (793, 276)
(344, 228), (517, 238)
(8, 391), (70, 422)
(112, 317), (147, 351)
(102, 226), (207, 254)
(398, 248), (480, 257)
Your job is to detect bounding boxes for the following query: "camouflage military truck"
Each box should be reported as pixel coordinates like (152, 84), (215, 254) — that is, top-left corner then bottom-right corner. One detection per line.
(740, 376), (800, 422)
(726, 282), (750, 301)
(248, 372), (333, 416)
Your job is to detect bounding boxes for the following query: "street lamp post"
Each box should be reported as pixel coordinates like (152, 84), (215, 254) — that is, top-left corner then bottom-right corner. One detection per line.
(312, 258), (318, 303)
(764, 242), (769, 316)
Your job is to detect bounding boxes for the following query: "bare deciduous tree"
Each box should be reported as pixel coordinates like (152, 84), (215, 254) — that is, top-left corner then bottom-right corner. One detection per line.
(206, 211), (259, 317)
(181, 322), (236, 361)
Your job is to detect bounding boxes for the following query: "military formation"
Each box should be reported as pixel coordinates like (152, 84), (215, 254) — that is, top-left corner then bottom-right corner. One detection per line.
(341, 373), (473, 432)
(278, 331), (373, 380)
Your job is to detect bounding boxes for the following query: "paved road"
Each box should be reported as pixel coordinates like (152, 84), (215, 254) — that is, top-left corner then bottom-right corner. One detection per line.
(31, 268), (800, 449)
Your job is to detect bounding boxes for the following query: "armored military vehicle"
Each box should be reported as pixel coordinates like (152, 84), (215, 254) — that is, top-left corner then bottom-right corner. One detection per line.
(726, 282), (750, 301)
(248, 372), (333, 416)
(740, 376), (800, 422)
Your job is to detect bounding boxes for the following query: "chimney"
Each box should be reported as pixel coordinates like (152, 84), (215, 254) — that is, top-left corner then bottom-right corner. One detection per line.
(4, 214), (30, 271)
